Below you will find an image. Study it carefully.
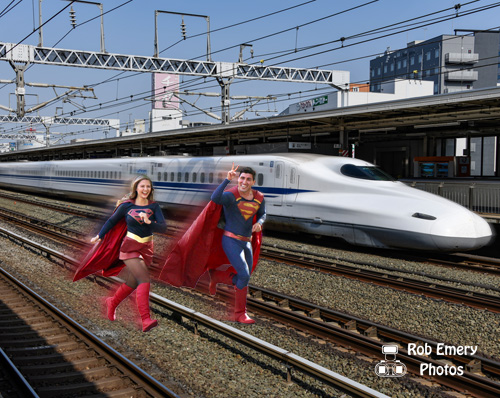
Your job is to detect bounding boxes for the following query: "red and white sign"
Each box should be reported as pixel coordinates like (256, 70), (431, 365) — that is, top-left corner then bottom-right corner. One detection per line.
(152, 73), (179, 110)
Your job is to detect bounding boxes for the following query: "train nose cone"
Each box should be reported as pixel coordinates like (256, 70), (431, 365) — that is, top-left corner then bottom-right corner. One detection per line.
(430, 212), (494, 251)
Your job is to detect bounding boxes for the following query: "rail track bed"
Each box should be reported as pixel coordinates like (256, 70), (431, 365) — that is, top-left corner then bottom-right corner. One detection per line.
(0, 266), (179, 398)
(1, 191), (500, 397)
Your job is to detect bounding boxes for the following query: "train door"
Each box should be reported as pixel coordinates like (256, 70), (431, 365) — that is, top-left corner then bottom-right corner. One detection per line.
(272, 160), (285, 207)
(285, 165), (298, 206)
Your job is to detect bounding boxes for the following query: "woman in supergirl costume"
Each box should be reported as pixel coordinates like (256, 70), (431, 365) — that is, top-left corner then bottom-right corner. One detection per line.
(74, 175), (166, 332)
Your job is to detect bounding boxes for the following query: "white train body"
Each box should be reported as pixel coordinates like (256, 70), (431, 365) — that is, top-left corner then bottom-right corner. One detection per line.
(0, 153), (493, 251)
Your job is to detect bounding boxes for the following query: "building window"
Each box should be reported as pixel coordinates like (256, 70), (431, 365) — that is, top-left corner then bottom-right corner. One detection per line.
(397, 61), (401, 69)
(418, 54), (422, 63)
(410, 56), (415, 65)
(426, 51), (431, 61)
(402, 59), (407, 68)
(434, 49), (439, 58)
(377, 67), (381, 75)
(390, 63), (394, 71)
(383, 65), (387, 73)
(371, 69), (375, 77)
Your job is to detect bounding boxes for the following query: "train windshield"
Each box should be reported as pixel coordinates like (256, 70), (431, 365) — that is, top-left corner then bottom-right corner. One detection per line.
(340, 164), (395, 181)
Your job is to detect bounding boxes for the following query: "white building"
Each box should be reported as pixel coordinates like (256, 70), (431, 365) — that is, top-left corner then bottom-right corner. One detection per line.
(281, 79), (434, 115)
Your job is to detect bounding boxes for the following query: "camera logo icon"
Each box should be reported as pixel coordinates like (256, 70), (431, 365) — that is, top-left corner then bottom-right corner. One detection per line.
(375, 344), (407, 377)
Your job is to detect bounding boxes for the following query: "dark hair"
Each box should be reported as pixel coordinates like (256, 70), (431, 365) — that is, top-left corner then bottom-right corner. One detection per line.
(239, 166), (256, 180)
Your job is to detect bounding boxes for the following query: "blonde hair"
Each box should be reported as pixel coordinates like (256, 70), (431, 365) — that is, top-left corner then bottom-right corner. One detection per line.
(117, 175), (155, 206)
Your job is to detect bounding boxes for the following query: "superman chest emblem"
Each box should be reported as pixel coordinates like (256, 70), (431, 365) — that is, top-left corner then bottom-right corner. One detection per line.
(237, 201), (260, 221)
(128, 208), (153, 224)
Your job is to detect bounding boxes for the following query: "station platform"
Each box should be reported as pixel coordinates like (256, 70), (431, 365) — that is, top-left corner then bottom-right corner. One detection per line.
(401, 179), (500, 221)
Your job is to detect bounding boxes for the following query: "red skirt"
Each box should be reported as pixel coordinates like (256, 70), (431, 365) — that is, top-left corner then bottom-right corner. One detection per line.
(119, 236), (154, 266)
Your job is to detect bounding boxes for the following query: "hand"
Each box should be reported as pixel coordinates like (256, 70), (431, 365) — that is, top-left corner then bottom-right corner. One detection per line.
(90, 235), (101, 244)
(227, 163), (239, 181)
(252, 223), (262, 233)
(140, 212), (151, 224)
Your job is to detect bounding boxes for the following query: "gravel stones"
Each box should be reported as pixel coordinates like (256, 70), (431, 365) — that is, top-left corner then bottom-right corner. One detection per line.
(0, 192), (497, 397)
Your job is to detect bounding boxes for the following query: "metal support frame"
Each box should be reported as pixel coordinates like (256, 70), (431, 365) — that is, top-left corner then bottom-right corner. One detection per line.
(0, 41), (349, 124)
(154, 10), (211, 62)
(11, 62), (27, 117)
(0, 42), (349, 86)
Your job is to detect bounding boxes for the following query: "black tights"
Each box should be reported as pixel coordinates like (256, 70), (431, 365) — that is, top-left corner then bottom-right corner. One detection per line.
(121, 258), (150, 289)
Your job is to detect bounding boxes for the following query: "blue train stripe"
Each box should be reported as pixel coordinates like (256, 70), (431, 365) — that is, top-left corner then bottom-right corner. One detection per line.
(0, 173), (315, 197)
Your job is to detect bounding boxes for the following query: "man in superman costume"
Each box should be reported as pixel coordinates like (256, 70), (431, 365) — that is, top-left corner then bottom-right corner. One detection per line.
(159, 164), (266, 324)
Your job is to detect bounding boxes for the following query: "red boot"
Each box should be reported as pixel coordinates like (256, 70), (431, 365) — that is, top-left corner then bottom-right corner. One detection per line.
(233, 286), (255, 324)
(105, 284), (134, 321)
(136, 283), (158, 332)
(208, 270), (234, 295)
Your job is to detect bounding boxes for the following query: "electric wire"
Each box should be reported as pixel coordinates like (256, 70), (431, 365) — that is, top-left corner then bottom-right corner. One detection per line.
(1, 2), (499, 139)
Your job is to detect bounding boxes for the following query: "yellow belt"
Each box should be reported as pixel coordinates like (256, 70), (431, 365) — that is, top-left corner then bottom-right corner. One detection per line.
(126, 231), (153, 243)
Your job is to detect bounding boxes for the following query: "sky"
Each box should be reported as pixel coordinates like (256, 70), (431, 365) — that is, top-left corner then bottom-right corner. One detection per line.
(0, 0), (499, 144)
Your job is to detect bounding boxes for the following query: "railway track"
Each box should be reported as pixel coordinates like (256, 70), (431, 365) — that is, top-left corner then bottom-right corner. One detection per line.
(2, 220), (500, 397)
(0, 229), (388, 398)
(0, 266), (180, 398)
(2, 190), (500, 276)
(2, 205), (498, 314)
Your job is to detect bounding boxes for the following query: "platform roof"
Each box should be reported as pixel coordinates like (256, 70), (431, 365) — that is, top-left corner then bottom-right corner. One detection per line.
(1, 86), (500, 161)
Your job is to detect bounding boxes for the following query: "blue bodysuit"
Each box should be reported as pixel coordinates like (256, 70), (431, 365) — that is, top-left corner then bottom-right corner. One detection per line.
(211, 179), (266, 289)
(98, 201), (166, 240)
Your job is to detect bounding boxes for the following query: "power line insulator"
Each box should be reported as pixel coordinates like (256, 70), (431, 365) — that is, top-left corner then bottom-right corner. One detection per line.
(181, 17), (186, 40)
(69, 6), (76, 29)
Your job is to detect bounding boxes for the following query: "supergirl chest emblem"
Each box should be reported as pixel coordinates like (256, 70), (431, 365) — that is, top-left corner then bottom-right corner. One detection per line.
(237, 201), (260, 220)
(128, 208), (153, 224)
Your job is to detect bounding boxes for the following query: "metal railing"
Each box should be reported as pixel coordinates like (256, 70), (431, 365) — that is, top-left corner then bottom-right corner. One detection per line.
(403, 180), (500, 214)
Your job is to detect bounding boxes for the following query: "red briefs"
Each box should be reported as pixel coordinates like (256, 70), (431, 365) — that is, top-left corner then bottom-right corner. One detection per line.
(119, 232), (154, 266)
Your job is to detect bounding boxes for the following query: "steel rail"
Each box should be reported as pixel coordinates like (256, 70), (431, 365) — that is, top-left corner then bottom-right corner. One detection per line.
(0, 226), (387, 398)
(0, 347), (40, 398)
(0, 267), (180, 398)
(260, 248), (500, 313)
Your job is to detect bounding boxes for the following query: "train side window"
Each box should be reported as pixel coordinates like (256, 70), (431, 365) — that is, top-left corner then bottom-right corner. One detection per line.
(184, 172), (189, 182)
(164, 172), (168, 181)
(290, 168), (296, 184)
(192, 172), (197, 183)
(275, 163), (282, 178)
(170, 172), (175, 181)
(217, 172), (223, 183)
(157, 172), (161, 181)
(257, 173), (264, 186)
(114, 171), (117, 179)
(209, 173), (214, 183)
(200, 172), (205, 183)
(119, 172), (122, 179)
(106, 171), (109, 179)
(177, 172), (181, 182)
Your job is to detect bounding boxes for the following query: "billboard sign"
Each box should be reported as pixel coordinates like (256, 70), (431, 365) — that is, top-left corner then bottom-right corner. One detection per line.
(152, 73), (180, 110)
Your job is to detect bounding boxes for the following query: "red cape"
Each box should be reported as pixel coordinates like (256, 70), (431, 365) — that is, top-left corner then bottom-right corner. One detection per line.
(73, 200), (134, 282)
(158, 187), (263, 288)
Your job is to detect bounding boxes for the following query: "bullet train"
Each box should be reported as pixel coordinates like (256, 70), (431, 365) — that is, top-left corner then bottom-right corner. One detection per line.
(0, 153), (493, 251)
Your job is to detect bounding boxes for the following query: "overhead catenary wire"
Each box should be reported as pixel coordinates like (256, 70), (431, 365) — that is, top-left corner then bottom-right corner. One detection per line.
(1, 1), (499, 139)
